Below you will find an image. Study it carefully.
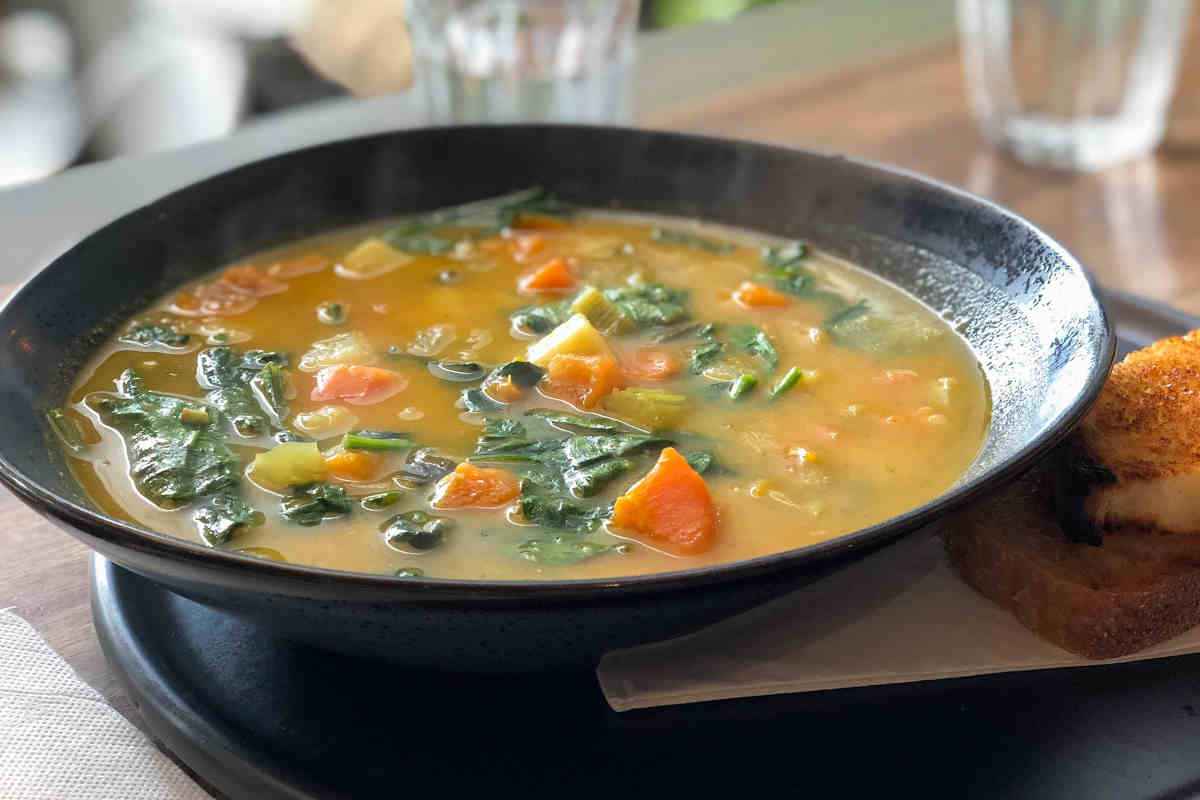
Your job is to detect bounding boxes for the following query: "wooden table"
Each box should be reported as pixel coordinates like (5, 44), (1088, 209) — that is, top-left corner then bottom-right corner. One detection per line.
(2, 0), (1200, 743)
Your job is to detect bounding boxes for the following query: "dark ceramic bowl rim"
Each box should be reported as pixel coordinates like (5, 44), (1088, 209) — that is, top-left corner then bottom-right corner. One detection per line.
(0, 125), (1115, 601)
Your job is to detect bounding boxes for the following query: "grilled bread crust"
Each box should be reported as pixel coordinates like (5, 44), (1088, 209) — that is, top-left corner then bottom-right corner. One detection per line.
(1057, 330), (1200, 538)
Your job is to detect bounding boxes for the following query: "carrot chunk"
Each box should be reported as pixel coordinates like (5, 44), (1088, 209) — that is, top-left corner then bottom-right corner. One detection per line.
(518, 257), (576, 294)
(432, 463), (521, 509)
(623, 347), (681, 382)
(732, 281), (791, 309)
(311, 365), (407, 406)
(541, 353), (621, 409)
(612, 447), (717, 555)
(324, 450), (384, 482)
(484, 374), (524, 404)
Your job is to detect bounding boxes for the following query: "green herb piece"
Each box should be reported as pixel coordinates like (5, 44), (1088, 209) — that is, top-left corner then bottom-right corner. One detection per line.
(510, 303), (572, 336)
(360, 491), (403, 510)
(193, 490), (263, 546)
(769, 366), (804, 399)
(487, 361), (545, 393)
(394, 567), (426, 578)
(316, 301), (347, 325)
(92, 369), (241, 508)
(684, 450), (718, 475)
(650, 227), (736, 254)
(824, 299), (871, 331)
(196, 347), (289, 437)
(603, 388), (688, 432)
(119, 322), (190, 349)
(689, 337), (725, 374)
(382, 510), (452, 551)
(762, 241), (808, 270)
(519, 481), (611, 532)
(824, 303), (945, 355)
(280, 484), (352, 526)
(397, 448), (457, 485)
(46, 408), (86, 452)
(728, 373), (758, 399)
(461, 387), (503, 413)
(250, 361), (289, 428)
(380, 220), (455, 255)
(728, 325), (778, 372)
(649, 320), (709, 343)
(342, 430), (413, 451)
(564, 457), (632, 497)
(602, 283), (689, 327)
(515, 535), (620, 565)
(362, 491), (403, 511)
(494, 187), (572, 227)
(524, 409), (626, 435)
(429, 361), (487, 383)
(569, 286), (631, 333)
(562, 434), (671, 466)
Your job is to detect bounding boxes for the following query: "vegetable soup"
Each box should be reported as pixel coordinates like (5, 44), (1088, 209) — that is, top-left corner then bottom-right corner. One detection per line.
(54, 190), (989, 580)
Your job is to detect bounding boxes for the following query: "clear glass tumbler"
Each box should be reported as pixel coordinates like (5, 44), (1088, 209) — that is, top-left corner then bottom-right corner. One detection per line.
(407, 0), (640, 125)
(957, 0), (1192, 170)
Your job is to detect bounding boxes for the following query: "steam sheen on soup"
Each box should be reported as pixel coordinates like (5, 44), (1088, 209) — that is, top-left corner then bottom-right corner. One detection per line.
(53, 190), (989, 580)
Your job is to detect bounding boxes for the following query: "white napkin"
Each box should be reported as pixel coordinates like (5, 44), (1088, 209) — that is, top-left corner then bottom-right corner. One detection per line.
(0, 609), (209, 800)
(598, 528), (1200, 711)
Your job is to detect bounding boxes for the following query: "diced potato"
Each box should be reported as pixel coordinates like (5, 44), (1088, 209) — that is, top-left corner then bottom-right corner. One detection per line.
(298, 331), (375, 373)
(526, 313), (615, 367)
(335, 238), (412, 280)
(251, 442), (328, 489)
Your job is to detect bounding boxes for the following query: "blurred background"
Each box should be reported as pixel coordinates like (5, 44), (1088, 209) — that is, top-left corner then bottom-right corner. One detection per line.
(0, 0), (792, 187)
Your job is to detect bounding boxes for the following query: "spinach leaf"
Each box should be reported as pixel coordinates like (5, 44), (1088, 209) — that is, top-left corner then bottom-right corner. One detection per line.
(519, 481), (611, 531)
(381, 510), (451, 551)
(684, 450), (716, 475)
(762, 241), (807, 270)
(428, 361), (487, 383)
(193, 490), (263, 546)
(93, 370), (240, 508)
(602, 283), (688, 328)
(515, 535), (620, 565)
(510, 301), (573, 336)
(280, 484), (352, 526)
(562, 434), (670, 465)
(250, 361), (289, 427)
(491, 360), (545, 388)
(525, 409), (627, 435)
(197, 347), (290, 436)
(119, 322), (190, 349)
(824, 299), (871, 331)
(563, 457), (632, 497)
(380, 221), (455, 255)
(727, 324), (779, 372)
(494, 187), (572, 227)
(397, 448), (457, 485)
(650, 228), (736, 254)
(824, 303), (945, 356)
(361, 491), (402, 510)
(689, 337), (725, 374)
(461, 387), (504, 413)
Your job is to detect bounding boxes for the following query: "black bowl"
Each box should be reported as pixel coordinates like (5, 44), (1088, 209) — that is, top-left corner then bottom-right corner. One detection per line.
(0, 125), (1113, 669)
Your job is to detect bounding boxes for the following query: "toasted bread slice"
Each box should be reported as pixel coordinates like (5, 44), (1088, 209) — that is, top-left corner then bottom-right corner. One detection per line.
(946, 464), (1200, 658)
(945, 464), (1200, 658)
(1059, 331), (1200, 540)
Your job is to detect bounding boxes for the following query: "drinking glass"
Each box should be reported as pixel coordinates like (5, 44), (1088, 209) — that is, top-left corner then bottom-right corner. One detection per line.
(407, 0), (640, 125)
(957, 0), (1192, 170)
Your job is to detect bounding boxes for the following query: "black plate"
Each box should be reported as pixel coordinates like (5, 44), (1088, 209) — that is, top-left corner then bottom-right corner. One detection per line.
(86, 292), (1195, 800)
(0, 126), (1113, 668)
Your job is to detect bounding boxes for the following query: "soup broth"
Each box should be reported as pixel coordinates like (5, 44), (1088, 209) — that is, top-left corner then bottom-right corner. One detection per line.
(57, 192), (989, 580)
